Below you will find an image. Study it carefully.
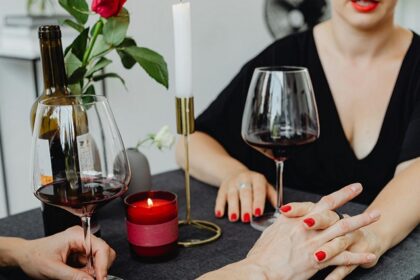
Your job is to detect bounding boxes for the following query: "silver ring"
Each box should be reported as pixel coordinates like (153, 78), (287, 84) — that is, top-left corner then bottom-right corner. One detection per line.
(238, 182), (252, 191)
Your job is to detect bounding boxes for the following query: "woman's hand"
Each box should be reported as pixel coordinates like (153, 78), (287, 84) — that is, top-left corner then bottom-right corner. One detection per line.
(281, 188), (383, 280)
(15, 226), (116, 280)
(200, 183), (380, 280)
(215, 170), (277, 223)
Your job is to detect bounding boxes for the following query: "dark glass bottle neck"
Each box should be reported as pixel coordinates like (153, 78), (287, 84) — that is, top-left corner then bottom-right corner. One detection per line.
(39, 38), (68, 94)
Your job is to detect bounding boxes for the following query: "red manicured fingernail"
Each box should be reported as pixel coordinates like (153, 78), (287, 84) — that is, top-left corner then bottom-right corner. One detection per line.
(255, 208), (261, 217)
(243, 213), (250, 223)
(315, 251), (326, 262)
(215, 210), (222, 218)
(230, 213), (237, 221)
(303, 218), (315, 227)
(280, 205), (291, 212)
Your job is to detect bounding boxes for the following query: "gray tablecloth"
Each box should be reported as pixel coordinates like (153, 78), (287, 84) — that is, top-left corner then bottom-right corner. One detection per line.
(0, 170), (419, 279)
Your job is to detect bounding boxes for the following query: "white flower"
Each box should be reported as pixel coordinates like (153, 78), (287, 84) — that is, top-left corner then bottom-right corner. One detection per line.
(136, 125), (176, 151)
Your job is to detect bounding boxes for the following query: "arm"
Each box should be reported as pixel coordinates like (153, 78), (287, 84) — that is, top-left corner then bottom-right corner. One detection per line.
(0, 237), (25, 267)
(365, 157), (420, 255)
(175, 131), (248, 187)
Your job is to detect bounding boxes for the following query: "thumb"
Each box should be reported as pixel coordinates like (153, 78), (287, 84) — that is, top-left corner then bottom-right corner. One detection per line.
(47, 261), (94, 280)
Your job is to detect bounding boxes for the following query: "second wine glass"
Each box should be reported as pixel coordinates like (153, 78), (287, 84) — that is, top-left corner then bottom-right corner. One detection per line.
(30, 95), (131, 279)
(241, 66), (320, 231)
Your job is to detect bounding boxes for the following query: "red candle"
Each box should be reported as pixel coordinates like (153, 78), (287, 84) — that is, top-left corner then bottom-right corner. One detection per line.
(124, 191), (178, 259)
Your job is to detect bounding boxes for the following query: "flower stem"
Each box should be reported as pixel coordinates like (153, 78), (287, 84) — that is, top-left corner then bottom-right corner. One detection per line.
(83, 20), (104, 65)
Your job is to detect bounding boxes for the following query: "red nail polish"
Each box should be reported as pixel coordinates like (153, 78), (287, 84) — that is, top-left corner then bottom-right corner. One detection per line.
(230, 213), (237, 221)
(303, 218), (315, 227)
(255, 208), (261, 217)
(243, 213), (250, 223)
(215, 210), (222, 218)
(280, 205), (291, 213)
(315, 251), (326, 262)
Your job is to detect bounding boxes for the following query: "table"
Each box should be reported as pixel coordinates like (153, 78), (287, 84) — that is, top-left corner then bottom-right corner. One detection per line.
(0, 170), (419, 279)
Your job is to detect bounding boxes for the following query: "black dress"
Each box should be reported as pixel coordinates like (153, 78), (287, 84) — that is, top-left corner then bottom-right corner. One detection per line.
(196, 29), (420, 205)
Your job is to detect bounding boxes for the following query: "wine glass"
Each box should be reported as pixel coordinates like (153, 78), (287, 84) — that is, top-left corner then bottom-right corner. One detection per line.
(241, 66), (319, 231)
(30, 95), (131, 280)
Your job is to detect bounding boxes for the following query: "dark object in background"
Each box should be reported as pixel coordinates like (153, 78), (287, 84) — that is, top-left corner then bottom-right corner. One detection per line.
(265, 0), (330, 39)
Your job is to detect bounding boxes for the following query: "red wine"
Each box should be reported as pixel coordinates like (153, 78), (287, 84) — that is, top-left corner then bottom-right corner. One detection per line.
(244, 131), (317, 161)
(36, 178), (127, 217)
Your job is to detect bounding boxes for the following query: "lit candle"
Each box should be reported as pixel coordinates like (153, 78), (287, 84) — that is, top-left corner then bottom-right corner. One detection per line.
(124, 191), (178, 258)
(172, 1), (192, 98)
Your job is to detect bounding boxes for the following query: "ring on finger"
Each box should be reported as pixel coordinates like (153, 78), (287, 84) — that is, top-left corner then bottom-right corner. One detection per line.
(238, 182), (252, 191)
(333, 210), (345, 220)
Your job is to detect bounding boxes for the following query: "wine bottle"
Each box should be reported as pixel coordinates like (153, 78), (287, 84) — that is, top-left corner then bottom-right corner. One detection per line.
(30, 25), (92, 236)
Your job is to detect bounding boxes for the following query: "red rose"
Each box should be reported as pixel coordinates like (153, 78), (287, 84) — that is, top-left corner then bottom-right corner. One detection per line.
(92, 0), (126, 19)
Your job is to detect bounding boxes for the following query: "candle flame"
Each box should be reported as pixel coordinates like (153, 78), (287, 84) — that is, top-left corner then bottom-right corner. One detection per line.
(147, 198), (153, 207)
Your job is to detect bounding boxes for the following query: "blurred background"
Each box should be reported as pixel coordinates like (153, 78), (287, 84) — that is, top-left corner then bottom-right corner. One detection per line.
(0, 0), (419, 218)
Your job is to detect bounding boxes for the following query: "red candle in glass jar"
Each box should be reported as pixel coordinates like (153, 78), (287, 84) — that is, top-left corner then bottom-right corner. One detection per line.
(124, 191), (178, 259)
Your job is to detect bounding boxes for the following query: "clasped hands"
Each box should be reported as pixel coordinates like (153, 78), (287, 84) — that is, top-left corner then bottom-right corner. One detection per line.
(214, 173), (382, 280)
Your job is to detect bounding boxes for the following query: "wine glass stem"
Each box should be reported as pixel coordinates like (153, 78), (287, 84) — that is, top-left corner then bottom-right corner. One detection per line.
(275, 160), (284, 213)
(81, 216), (95, 276)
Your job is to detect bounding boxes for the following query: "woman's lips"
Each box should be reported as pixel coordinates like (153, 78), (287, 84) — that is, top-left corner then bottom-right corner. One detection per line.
(351, 0), (379, 13)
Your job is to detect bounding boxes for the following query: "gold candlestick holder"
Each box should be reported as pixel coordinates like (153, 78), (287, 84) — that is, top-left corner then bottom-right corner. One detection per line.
(176, 96), (222, 247)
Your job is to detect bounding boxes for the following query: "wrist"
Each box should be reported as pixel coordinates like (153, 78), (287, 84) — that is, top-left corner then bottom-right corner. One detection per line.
(218, 259), (269, 280)
(0, 237), (28, 267)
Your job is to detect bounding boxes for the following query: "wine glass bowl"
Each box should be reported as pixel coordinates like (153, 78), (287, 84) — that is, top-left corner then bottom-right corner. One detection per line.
(241, 66), (319, 231)
(30, 95), (130, 279)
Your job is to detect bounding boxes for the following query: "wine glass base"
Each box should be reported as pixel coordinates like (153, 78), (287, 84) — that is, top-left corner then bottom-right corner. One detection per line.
(107, 275), (123, 280)
(250, 212), (280, 231)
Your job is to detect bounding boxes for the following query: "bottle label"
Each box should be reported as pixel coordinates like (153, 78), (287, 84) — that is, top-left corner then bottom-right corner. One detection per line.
(77, 133), (95, 175)
(126, 218), (179, 247)
(37, 139), (53, 185)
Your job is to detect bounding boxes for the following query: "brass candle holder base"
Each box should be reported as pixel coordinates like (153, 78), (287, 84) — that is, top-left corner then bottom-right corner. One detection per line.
(176, 96), (222, 247)
(178, 220), (222, 247)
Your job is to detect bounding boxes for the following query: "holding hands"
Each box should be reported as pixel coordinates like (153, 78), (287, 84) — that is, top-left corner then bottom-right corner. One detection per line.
(202, 183), (381, 280)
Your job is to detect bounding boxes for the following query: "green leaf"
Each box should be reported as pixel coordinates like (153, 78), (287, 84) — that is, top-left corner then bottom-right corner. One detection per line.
(64, 52), (82, 77)
(62, 19), (84, 33)
(71, 28), (89, 61)
(103, 8), (129, 46)
(68, 82), (82, 95)
(89, 35), (111, 60)
(90, 20), (104, 36)
(83, 84), (96, 95)
(124, 46), (169, 89)
(68, 67), (87, 84)
(117, 50), (136, 69)
(92, 72), (127, 89)
(118, 37), (136, 48)
(59, 0), (89, 24)
(86, 57), (112, 77)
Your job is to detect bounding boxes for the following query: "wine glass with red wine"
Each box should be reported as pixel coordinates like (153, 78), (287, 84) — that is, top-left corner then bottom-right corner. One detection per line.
(242, 66), (319, 231)
(30, 95), (131, 280)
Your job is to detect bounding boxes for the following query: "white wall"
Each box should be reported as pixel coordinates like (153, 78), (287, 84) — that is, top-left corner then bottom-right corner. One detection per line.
(0, 0), (419, 216)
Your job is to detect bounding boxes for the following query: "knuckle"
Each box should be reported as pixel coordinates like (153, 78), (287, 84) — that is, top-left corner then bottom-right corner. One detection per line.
(338, 220), (352, 233)
(320, 195), (336, 209)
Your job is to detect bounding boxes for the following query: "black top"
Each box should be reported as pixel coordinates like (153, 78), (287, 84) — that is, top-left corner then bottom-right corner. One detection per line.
(196, 30), (420, 204)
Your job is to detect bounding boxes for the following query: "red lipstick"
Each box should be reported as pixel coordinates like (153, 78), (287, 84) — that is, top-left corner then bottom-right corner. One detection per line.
(351, 0), (379, 13)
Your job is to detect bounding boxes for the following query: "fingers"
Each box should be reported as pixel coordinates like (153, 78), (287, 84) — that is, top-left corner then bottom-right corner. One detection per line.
(302, 209), (340, 229)
(313, 231), (360, 262)
(48, 261), (94, 280)
(92, 235), (116, 279)
(280, 202), (315, 218)
(227, 185), (240, 222)
(214, 184), (228, 218)
(325, 264), (358, 280)
(251, 174), (267, 217)
(320, 210), (381, 243)
(239, 182), (253, 223)
(313, 183), (363, 212)
(324, 251), (376, 267)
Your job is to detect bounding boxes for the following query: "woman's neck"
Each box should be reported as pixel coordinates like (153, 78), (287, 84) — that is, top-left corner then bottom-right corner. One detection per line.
(325, 15), (398, 61)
